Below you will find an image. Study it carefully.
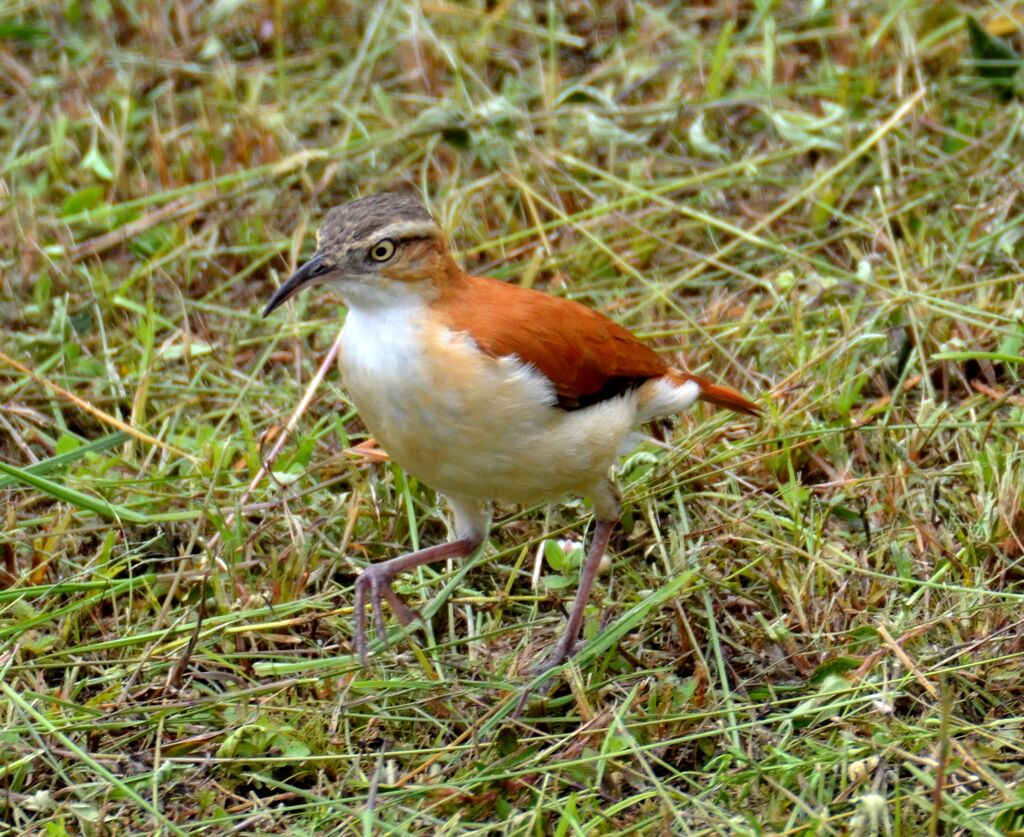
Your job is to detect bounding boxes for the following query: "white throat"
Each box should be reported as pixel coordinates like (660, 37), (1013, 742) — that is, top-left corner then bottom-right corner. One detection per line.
(335, 276), (433, 312)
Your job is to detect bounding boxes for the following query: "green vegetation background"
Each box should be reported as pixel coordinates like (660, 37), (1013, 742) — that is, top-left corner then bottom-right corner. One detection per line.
(1, 1), (1023, 833)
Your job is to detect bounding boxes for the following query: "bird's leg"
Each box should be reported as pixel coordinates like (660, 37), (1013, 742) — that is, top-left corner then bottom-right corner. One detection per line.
(353, 496), (491, 666)
(528, 479), (620, 677)
(532, 518), (616, 674)
(353, 535), (482, 665)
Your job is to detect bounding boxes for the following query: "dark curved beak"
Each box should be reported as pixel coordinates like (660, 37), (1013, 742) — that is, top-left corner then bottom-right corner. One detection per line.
(262, 254), (326, 317)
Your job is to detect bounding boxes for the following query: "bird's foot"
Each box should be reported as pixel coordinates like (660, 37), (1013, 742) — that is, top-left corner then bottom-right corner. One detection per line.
(353, 565), (421, 666)
(512, 640), (589, 717)
(526, 638), (588, 678)
(350, 535), (483, 667)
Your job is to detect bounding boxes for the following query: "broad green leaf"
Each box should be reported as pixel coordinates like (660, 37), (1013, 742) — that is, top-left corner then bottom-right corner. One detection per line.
(61, 185), (105, 216)
(966, 16), (1023, 98)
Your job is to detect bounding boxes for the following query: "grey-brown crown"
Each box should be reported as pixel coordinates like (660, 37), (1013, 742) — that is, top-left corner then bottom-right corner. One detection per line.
(315, 192), (441, 259)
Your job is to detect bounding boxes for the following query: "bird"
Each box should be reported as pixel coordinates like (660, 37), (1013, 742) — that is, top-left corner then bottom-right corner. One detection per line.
(263, 191), (758, 672)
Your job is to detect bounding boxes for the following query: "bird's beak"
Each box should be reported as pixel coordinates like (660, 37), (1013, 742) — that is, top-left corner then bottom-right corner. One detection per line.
(262, 253), (326, 317)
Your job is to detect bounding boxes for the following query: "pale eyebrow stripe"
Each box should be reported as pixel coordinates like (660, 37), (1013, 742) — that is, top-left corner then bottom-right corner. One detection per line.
(351, 220), (440, 249)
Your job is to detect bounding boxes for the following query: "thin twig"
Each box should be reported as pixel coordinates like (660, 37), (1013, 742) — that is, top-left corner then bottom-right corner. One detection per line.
(205, 325), (345, 555)
(0, 349), (194, 462)
(66, 193), (214, 261)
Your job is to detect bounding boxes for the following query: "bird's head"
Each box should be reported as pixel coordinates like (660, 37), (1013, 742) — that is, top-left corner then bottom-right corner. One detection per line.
(263, 192), (453, 316)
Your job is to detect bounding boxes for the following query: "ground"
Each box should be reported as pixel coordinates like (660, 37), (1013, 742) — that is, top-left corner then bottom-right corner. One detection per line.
(2, 1), (1024, 834)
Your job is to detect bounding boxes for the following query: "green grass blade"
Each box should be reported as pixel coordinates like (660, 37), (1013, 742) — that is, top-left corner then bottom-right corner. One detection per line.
(0, 432), (128, 490)
(0, 460), (148, 524)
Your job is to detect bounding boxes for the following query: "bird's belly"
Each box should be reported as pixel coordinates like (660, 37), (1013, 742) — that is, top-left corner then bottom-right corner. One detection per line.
(341, 307), (636, 502)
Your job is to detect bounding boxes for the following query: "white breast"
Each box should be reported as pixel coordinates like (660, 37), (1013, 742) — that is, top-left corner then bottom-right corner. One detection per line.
(340, 300), (643, 504)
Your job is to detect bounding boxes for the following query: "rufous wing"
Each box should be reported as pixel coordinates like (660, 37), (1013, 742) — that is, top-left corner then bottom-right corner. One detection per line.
(436, 273), (759, 415)
(436, 274), (670, 409)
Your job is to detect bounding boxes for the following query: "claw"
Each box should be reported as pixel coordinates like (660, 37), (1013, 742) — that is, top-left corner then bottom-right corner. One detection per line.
(515, 640), (590, 718)
(349, 535), (483, 667)
(372, 578), (389, 645)
(353, 568), (400, 665)
(351, 565), (421, 665)
(527, 639), (588, 677)
(381, 585), (419, 627)
(354, 575), (369, 665)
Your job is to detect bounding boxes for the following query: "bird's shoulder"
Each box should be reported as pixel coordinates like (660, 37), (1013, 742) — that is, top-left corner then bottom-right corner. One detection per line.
(433, 273), (669, 410)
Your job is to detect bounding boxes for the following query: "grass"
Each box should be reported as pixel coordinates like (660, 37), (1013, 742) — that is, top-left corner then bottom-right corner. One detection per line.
(2, 0), (1024, 833)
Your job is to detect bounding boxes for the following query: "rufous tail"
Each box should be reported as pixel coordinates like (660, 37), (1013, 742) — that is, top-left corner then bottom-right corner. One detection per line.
(672, 371), (760, 416)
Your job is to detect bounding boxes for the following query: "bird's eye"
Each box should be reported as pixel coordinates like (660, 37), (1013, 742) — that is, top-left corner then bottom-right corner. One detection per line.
(369, 239), (396, 262)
